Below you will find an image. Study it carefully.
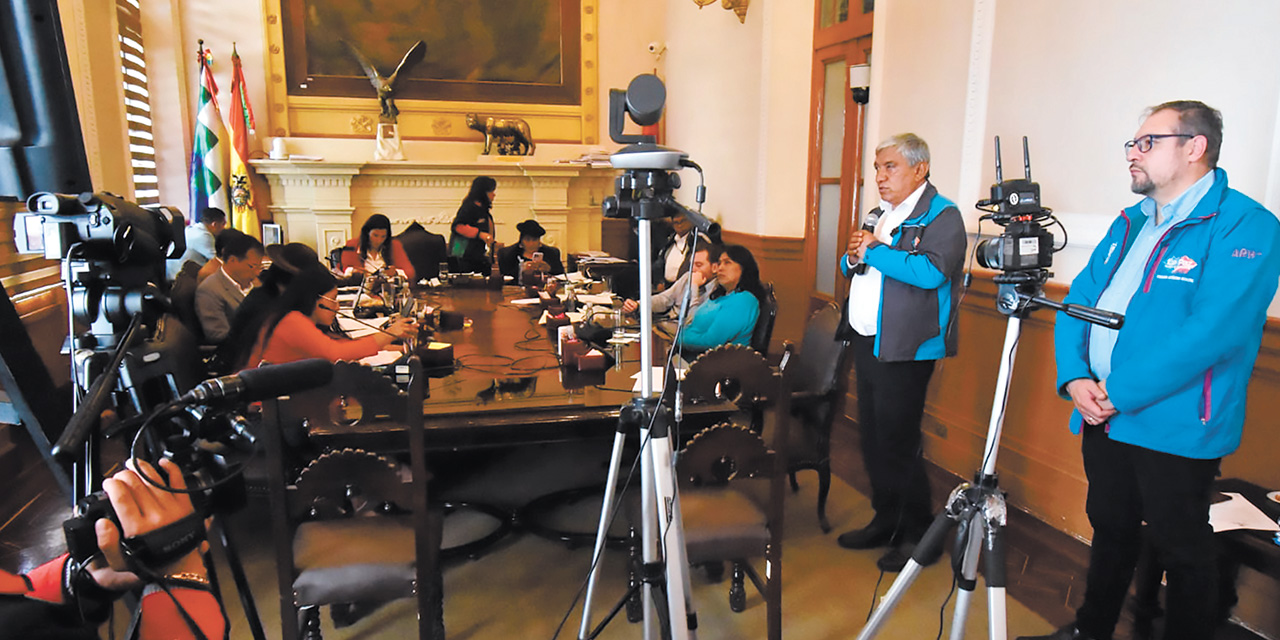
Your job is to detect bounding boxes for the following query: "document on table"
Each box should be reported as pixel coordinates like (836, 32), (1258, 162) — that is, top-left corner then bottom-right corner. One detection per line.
(577, 292), (616, 306)
(510, 298), (541, 306)
(537, 310), (584, 325)
(1208, 492), (1280, 533)
(338, 316), (387, 338)
(358, 350), (404, 367)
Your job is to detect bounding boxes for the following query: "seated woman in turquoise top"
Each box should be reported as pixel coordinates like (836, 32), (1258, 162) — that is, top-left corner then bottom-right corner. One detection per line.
(678, 244), (764, 351)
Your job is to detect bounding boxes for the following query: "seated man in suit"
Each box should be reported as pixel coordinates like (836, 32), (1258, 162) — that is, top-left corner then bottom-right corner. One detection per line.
(497, 219), (565, 282)
(622, 242), (721, 335)
(195, 229), (264, 343)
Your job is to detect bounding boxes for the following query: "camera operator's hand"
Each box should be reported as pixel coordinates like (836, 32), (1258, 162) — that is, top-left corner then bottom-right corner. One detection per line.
(96, 458), (207, 581)
(622, 299), (638, 314)
(1066, 378), (1117, 426)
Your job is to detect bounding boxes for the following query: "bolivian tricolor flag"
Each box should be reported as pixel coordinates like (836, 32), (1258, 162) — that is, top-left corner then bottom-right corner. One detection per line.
(189, 40), (229, 223)
(227, 44), (258, 238)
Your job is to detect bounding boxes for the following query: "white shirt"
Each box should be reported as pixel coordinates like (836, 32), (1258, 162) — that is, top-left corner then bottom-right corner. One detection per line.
(363, 251), (386, 273)
(664, 232), (690, 283)
(220, 265), (253, 296)
(846, 182), (928, 337)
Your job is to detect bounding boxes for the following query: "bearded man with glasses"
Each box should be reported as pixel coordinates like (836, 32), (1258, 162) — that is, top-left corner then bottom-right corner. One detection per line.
(1019, 103), (1280, 640)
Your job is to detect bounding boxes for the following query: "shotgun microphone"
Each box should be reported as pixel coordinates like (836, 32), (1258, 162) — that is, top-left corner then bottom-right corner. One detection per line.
(181, 358), (335, 404)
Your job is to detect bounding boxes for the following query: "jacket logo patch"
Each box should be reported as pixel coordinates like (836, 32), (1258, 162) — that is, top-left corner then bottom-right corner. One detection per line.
(1232, 247), (1261, 259)
(1164, 255), (1198, 274)
(1104, 242), (1118, 265)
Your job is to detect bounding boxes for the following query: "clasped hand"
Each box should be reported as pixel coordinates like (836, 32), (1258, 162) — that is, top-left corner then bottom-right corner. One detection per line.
(1066, 378), (1116, 426)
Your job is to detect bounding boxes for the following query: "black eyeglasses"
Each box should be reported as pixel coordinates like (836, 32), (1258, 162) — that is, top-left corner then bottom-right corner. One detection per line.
(1123, 133), (1194, 154)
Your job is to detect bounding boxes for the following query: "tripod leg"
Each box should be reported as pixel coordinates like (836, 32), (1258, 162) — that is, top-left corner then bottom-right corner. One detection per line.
(651, 433), (695, 640)
(578, 429), (629, 639)
(949, 510), (985, 640)
(856, 505), (954, 639)
(208, 514), (268, 640)
(983, 497), (1009, 640)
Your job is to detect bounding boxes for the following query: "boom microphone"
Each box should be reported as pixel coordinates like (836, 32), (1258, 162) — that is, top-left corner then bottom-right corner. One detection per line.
(851, 210), (882, 275)
(181, 358), (335, 404)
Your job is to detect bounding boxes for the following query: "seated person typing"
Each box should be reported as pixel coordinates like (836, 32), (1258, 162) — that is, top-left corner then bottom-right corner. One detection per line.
(676, 244), (764, 352)
(497, 219), (565, 281)
(623, 241), (721, 335)
(194, 229), (263, 344)
(244, 267), (416, 368)
(340, 214), (415, 280)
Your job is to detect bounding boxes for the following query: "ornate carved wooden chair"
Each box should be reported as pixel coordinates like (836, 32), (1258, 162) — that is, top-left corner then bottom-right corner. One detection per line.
(627, 347), (790, 640)
(261, 357), (443, 639)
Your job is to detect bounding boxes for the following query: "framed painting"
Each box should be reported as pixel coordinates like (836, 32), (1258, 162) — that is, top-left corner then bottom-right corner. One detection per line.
(281, 0), (582, 105)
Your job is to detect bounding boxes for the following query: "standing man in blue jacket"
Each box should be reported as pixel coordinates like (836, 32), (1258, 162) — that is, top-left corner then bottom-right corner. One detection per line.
(835, 133), (967, 572)
(1021, 102), (1280, 640)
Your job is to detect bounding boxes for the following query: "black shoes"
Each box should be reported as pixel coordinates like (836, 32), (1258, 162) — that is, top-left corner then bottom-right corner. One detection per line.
(874, 538), (942, 573)
(1015, 623), (1096, 640)
(836, 520), (896, 550)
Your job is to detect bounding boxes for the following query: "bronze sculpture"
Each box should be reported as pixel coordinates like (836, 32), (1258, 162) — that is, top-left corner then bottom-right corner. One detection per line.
(466, 113), (535, 156)
(345, 39), (427, 124)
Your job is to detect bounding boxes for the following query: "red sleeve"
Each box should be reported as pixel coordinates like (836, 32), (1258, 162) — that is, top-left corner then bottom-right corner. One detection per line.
(390, 239), (416, 280)
(21, 554), (69, 603)
(139, 589), (226, 640)
(265, 312), (384, 363)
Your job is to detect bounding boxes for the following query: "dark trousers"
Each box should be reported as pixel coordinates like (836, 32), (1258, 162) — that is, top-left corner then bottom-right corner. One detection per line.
(1076, 425), (1221, 640)
(851, 333), (936, 538)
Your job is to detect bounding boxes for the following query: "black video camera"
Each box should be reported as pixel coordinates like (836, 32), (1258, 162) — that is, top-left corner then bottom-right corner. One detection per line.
(62, 404), (255, 565)
(974, 137), (1056, 274)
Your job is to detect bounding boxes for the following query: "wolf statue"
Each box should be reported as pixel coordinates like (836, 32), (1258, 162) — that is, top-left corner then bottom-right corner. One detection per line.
(466, 114), (535, 156)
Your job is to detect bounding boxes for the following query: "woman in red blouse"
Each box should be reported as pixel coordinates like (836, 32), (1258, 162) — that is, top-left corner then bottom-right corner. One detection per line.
(245, 268), (416, 368)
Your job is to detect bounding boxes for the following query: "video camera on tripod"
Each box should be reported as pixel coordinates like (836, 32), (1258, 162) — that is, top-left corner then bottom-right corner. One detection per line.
(572, 74), (715, 640)
(974, 136), (1055, 275)
(14, 191), (186, 349)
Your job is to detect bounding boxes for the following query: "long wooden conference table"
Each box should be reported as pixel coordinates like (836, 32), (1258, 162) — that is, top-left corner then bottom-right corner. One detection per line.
(309, 282), (734, 452)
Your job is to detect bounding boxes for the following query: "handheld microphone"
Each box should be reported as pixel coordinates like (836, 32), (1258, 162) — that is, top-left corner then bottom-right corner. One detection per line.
(851, 210), (882, 275)
(181, 358), (335, 404)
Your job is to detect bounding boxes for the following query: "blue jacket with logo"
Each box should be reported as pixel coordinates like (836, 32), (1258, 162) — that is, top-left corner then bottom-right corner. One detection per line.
(1055, 168), (1280, 458)
(839, 183), (967, 362)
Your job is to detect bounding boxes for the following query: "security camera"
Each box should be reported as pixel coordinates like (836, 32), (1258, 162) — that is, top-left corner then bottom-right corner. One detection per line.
(647, 41), (666, 55)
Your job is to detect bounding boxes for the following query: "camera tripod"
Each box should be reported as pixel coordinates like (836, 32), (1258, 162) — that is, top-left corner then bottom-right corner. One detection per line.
(576, 213), (701, 640)
(857, 271), (1122, 640)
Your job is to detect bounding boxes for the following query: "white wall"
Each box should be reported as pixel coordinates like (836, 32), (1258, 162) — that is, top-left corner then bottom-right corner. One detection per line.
(869, 0), (1280, 312)
(662, 0), (813, 237)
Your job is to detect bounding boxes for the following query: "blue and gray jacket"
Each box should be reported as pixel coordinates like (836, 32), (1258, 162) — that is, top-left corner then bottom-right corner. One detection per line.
(1055, 168), (1280, 459)
(839, 183), (967, 362)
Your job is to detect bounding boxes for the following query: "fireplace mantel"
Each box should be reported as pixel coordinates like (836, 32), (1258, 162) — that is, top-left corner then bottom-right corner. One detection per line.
(249, 158), (616, 258)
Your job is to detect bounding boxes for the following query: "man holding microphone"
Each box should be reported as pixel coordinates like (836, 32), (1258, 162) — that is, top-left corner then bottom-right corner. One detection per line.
(835, 133), (967, 572)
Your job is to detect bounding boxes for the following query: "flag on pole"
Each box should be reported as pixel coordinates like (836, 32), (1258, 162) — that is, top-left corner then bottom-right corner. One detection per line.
(227, 43), (259, 238)
(189, 40), (229, 224)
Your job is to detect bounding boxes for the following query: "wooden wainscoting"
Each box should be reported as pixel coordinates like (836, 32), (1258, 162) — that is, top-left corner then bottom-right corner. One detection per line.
(834, 269), (1280, 542)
